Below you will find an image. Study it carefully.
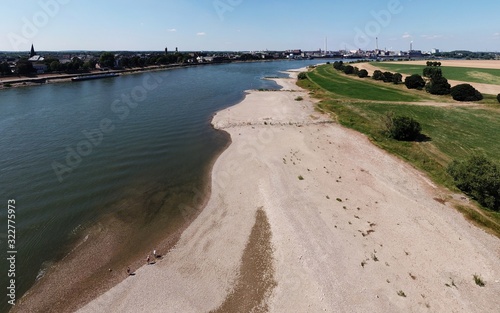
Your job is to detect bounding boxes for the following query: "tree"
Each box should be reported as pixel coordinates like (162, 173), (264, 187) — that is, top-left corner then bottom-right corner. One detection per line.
(357, 69), (368, 78)
(333, 61), (344, 70)
(0, 62), (11, 75)
(41, 58), (57, 72)
(297, 72), (307, 80)
(447, 155), (500, 212)
(425, 76), (451, 95)
(343, 65), (354, 75)
(66, 57), (84, 72)
(120, 57), (130, 67)
(450, 84), (483, 101)
(99, 52), (115, 68)
(383, 113), (422, 141)
(392, 73), (403, 84)
(497, 93), (500, 103)
(156, 56), (168, 65)
(15, 59), (35, 75)
(405, 74), (425, 90)
(426, 61), (441, 67)
(423, 66), (443, 79)
(372, 70), (384, 80)
(83, 58), (97, 70)
(50, 60), (60, 72)
(382, 71), (394, 83)
(146, 55), (159, 66)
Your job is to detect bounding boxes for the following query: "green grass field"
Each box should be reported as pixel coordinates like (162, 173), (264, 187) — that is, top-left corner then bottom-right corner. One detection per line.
(308, 65), (422, 102)
(301, 64), (500, 236)
(371, 62), (500, 85)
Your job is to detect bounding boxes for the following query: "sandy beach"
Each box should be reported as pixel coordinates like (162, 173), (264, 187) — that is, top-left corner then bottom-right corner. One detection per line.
(74, 68), (500, 312)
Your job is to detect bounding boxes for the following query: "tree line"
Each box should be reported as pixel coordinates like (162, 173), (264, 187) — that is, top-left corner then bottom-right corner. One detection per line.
(0, 51), (194, 76)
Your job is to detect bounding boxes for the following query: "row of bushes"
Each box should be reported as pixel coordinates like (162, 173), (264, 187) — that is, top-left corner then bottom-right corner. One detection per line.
(332, 61), (369, 78)
(333, 61), (493, 102)
(407, 71), (484, 101)
(334, 61), (404, 84)
(373, 70), (403, 84)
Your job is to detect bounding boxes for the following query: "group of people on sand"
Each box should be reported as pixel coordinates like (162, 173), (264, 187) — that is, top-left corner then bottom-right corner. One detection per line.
(126, 249), (161, 276)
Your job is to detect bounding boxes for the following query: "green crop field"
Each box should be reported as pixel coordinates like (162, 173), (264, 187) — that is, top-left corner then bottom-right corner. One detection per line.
(371, 62), (500, 85)
(300, 64), (500, 235)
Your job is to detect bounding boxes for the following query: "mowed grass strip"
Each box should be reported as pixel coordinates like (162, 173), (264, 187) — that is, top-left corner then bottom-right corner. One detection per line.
(372, 62), (500, 85)
(308, 65), (421, 102)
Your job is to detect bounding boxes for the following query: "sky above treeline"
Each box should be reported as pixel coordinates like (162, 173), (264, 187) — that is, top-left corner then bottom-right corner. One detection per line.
(1, 0), (499, 52)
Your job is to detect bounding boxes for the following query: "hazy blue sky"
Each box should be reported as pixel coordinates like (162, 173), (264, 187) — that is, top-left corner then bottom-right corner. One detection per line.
(1, 0), (499, 52)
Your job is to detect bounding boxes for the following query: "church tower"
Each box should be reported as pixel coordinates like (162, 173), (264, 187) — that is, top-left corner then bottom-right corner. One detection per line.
(30, 44), (36, 58)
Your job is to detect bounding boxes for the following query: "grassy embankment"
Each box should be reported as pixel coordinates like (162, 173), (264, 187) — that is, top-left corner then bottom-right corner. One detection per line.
(299, 64), (500, 237)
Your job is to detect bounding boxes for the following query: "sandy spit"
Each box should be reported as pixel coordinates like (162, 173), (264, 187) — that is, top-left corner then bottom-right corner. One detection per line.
(78, 68), (500, 313)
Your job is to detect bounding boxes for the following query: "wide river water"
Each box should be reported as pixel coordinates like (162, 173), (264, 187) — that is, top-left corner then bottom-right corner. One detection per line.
(0, 59), (332, 311)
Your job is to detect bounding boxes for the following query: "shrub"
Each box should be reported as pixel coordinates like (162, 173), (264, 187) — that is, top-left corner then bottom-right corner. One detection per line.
(382, 71), (394, 83)
(450, 84), (483, 101)
(423, 66), (443, 79)
(473, 274), (485, 287)
(425, 76), (451, 95)
(372, 70), (384, 81)
(333, 61), (344, 70)
(295, 96), (303, 101)
(357, 69), (368, 78)
(496, 93), (500, 103)
(447, 155), (500, 212)
(384, 113), (422, 141)
(425, 61), (440, 67)
(392, 73), (403, 84)
(297, 72), (307, 80)
(405, 74), (426, 90)
(343, 65), (354, 75)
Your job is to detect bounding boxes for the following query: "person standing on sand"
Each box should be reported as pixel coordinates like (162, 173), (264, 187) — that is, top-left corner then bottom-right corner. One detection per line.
(146, 255), (150, 264)
(126, 267), (131, 275)
(153, 249), (157, 258)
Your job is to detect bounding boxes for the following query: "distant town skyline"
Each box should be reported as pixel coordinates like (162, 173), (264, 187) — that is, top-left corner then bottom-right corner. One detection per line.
(1, 0), (499, 52)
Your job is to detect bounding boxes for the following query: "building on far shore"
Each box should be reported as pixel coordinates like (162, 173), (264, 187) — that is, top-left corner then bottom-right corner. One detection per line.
(28, 44), (47, 74)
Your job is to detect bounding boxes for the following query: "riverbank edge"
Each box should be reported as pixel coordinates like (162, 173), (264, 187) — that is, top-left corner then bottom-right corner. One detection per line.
(12, 123), (233, 313)
(0, 59), (320, 90)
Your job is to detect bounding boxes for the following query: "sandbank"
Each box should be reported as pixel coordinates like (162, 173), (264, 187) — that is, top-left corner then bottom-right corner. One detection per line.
(73, 67), (500, 312)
